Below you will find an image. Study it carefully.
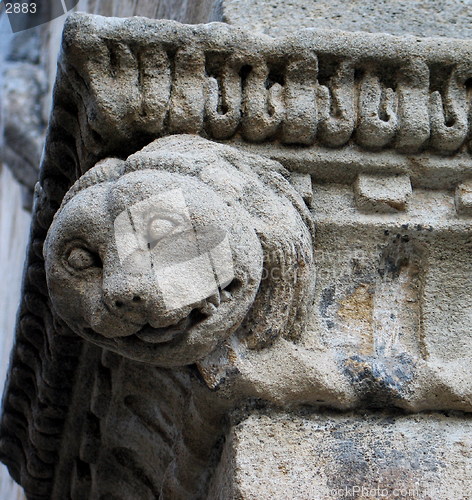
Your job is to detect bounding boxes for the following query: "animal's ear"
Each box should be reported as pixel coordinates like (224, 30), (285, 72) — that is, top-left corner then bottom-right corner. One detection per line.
(61, 157), (125, 206)
(239, 229), (315, 350)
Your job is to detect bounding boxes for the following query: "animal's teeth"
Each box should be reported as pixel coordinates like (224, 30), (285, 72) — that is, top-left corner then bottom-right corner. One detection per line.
(207, 293), (220, 307)
(220, 290), (232, 303)
(201, 302), (217, 316)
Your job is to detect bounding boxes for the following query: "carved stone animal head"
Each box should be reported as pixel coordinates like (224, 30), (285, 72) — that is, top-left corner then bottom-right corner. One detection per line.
(44, 135), (315, 367)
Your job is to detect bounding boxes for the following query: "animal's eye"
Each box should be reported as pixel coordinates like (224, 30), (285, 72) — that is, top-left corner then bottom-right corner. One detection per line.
(66, 247), (102, 271)
(146, 216), (179, 249)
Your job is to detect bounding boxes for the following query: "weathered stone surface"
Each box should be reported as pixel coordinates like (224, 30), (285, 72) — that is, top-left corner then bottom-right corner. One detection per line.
(80, 0), (220, 23)
(455, 179), (472, 215)
(50, 345), (231, 499)
(354, 174), (412, 213)
(209, 411), (472, 499)
(47, 13), (472, 186)
(220, 0), (472, 38)
(312, 179), (472, 411)
(44, 135), (316, 367)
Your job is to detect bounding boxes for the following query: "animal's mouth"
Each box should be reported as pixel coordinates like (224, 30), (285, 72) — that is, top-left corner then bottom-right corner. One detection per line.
(129, 281), (239, 345)
(83, 279), (241, 350)
(133, 309), (206, 344)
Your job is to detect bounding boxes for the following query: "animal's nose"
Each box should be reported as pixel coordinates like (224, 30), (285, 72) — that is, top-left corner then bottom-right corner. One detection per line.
(103, 288), (148, 314)
(114, 294), (142, 309)
(102, 275), (193, 329)
(102, 274), (156, 315)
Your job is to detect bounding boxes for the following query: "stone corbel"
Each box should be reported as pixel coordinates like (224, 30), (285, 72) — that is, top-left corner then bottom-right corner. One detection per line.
(2, 13), (472, 498)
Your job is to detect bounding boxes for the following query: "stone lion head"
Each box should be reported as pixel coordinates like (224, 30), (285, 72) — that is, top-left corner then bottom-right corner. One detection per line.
(44, 135), (315, 367)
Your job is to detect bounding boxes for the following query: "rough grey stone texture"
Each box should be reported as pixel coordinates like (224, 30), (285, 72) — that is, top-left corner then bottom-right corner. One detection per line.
(1, 0), (62, 176)
(50, 13), (472, 171)
(311, 181), (472, 412)
(1, 0), (220, 208)
(82, 0), (221, 23)
(209, 411), (472, 499)
(220, 0), (472, 38)
(455, 179), (472, 215)
(0, 3), (220, 498)
(50, 345), (232, 499)
(354, 173), (412, 213)
(1, 12), (472, 500)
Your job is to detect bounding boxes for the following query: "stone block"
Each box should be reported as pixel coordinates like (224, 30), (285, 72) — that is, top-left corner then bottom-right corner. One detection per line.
(354, 174), (412, 213)
(209, 412), (472, 499)
(3, 11), (472, 499)
(220, 0), (472, 38)
(455, 180), (472, 215)
(290, 172), (313, 206)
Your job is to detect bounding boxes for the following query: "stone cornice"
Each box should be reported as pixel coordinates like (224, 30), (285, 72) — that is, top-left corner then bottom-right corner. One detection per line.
(51, 14), (472, 177)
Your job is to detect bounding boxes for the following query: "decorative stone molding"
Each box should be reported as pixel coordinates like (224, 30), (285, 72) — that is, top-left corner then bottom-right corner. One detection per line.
(354, 174), (412, 213)
(59, 14), (472, 157)
(208, 411), (472, 499)
(1, 12), (472, 499)
(44, 14), (472, 190)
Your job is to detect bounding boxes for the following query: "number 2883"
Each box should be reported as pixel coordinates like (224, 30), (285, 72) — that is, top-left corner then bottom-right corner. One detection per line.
(5, 3), (37, 14)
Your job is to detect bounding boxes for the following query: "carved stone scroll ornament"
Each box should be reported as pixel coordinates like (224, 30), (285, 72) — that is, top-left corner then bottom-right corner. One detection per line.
(56, 13), (472, 186)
